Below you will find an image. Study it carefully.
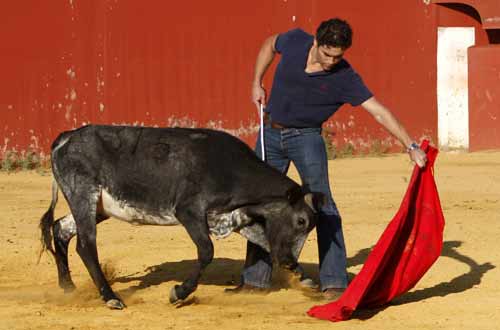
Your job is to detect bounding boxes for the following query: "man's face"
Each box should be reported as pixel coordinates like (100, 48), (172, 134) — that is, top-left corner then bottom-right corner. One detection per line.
(315, 42), (345, 71)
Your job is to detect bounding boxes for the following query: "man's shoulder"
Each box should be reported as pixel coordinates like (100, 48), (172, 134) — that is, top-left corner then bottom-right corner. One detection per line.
(280, 28), (312, 41)
(276, 28), (312, 52)
(330, 59), (372, 102)
(286, 28), (310, 37)
(332, 59), (358, 76)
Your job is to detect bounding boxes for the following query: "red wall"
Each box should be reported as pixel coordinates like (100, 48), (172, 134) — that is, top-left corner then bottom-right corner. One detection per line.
(322, 2), (438, 152)
(0, 0), (471, 155)
(435, 3), (490, 45)
(434, 2), (500, 151)
(469, 45), (500, 151)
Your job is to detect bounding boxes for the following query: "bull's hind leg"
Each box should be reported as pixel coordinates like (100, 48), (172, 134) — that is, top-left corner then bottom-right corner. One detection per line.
(53, 213), (110, 293)
(64, 185), (124, 310)
(170, 209), (214, 304)
(53, 214), (77, 292)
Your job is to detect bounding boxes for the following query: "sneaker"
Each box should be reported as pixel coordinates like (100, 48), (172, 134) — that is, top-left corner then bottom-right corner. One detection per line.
(290, 264), (319, 289)
(323, 288), (345, 300)
(224, 283), (269, 294)
(299, 277), (319, 289)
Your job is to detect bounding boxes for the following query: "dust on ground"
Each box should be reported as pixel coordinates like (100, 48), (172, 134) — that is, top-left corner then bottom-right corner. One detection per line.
(1, 151), (499, 330)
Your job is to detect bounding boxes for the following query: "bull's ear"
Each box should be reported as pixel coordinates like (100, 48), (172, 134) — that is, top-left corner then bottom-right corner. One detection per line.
(207, 209), (253, 239)
(304, 192), (326, 213)
(286, 185), (303, 205)
(239, 204), (266, 220)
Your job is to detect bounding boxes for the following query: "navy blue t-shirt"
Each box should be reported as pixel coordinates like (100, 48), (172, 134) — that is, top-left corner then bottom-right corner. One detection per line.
(266, 29), (373, 127)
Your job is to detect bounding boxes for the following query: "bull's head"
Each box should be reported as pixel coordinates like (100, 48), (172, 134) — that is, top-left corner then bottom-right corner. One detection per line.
(235, 187), (324, 269)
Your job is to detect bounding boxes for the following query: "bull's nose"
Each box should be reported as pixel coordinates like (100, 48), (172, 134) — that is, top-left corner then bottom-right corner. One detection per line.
(282, 261), (298, 270)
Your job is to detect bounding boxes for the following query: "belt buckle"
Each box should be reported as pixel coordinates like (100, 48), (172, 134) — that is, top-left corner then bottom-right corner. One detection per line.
(271, 122), (285, 129)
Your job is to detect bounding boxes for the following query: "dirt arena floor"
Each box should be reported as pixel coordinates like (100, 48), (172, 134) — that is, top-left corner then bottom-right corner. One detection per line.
(1, 150), (499, 330)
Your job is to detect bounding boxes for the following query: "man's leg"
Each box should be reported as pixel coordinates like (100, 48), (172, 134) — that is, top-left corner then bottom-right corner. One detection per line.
(239, 126), (289, 288)
(241, 241), (273, 288)
(286, 129), (348, 291)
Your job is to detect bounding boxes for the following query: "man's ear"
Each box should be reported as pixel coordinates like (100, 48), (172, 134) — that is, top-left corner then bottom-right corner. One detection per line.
(304, 192), (326, 213)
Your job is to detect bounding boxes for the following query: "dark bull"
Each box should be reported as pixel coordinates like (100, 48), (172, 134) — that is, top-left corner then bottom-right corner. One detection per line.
(39, 125), (322, 309)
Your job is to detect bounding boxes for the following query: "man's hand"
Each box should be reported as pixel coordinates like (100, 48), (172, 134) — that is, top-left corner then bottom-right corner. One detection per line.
(409, 147), (427, 168)
(251, 34), (277, 112)
(252, 84), (267, 112)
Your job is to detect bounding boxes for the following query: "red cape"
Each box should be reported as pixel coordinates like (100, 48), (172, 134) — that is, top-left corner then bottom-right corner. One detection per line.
(308, 140), (445, 322)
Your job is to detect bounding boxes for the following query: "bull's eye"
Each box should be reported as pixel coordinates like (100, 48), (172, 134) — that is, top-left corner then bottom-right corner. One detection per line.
(297, 218), (307, 228)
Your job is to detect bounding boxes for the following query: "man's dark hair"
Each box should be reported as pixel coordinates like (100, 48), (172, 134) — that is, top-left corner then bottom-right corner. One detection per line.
(315, 18), (352, 49)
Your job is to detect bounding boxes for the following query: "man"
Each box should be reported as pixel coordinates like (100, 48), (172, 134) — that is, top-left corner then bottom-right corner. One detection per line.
(233, 18), (427, 299)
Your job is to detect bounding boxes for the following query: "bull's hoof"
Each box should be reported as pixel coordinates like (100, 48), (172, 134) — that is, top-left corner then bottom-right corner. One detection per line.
(169, 286), (180, 304)
(169, 285), (193, 305)
(106, 299), (126, 310)
(61, 282), (76, 293)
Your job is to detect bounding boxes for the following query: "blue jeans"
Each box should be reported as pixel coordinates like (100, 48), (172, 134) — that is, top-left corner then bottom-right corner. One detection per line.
(242, 125), (348, 291)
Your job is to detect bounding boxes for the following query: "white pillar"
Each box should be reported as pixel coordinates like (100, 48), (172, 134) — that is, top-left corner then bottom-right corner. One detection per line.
(437, 27), (475, 150)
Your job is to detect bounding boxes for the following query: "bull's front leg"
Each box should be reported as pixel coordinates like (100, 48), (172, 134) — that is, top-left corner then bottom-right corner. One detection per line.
(170, 209), (214, 304)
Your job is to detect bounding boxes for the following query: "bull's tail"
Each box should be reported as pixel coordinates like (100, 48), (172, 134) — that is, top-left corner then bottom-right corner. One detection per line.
(37, 179), (59, 263)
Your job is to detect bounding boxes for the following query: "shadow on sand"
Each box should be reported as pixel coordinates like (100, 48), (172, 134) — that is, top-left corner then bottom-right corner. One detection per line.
(112, 240), (494, 316)
(352, 240), (495, 321)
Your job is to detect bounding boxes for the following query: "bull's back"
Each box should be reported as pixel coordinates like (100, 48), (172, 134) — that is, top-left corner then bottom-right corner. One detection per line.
(51, 125), (295, 210)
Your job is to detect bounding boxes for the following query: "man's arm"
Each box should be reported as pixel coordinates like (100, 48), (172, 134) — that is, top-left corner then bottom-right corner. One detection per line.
(361, 96), (427, 168)
(252, 34), (279, 110)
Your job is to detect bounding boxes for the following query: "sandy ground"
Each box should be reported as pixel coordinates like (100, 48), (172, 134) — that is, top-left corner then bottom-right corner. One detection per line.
(0, 150), (499, 330)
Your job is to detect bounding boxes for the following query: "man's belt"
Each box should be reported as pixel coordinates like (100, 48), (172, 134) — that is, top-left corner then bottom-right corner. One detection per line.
(262, 112), (331, 135)
(263, 112), (289, 129)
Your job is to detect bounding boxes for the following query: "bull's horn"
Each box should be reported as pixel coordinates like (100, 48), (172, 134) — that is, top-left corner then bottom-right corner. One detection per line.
(304, 193), (316, 212)
(304, 192), (325, 213)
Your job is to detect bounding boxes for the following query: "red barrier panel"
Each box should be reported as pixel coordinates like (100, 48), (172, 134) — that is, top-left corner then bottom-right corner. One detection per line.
(1, 0), (443, 155)
(468, 45), (500, 151)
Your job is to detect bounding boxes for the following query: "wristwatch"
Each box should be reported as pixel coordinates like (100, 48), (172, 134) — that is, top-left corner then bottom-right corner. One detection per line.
(406, 142), (420, 153)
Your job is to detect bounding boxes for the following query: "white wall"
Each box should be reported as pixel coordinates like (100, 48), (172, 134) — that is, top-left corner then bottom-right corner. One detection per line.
(437, 27), (475, 150)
